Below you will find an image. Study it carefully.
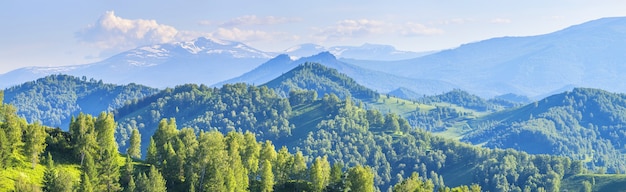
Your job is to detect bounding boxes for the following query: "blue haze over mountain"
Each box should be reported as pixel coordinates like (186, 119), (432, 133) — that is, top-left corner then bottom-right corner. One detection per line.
(0, 37), (273, 89)
(2, 17), (626, 99)
(215, 52), (457, 96)
(353, 17), (626, 98)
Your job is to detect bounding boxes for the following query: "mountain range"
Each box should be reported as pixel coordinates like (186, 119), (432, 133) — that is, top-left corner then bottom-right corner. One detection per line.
(352, 17), (626, 98)
(215, 52), (457, 96)
(283, 43), (432, 60)
(3, 17), (626, 98)
(0, 37), (272, 89)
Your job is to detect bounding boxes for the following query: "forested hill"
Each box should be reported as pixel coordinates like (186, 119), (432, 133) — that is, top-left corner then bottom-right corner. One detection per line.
(418, 89), (521, 112)
(113, 83), (583, 191)
(264, 62), (379, 101)
(2, 75), (159, 129)
(465, 88), (626, 173)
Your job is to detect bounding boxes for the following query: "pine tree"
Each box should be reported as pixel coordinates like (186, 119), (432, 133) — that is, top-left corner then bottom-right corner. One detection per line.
(95, 112), (121, 191)
(127, 128), (141, 159)
(310, 156), (331, 192)
(148, 165), (168, 192)
(79, 171), (94, 192)
(70, 113), (97, 166)
(122, 155), (135, 187)
(125, 175), (136, 192)
(0, 129), (9, 168)
(261, 160), (274, 192)
(225, 132), (248, 192)
(274, 146), (292, 184)
(146, 137), (158, 165)
(291, 151), (307, 180)
(42, 153), (56, 192)
(242, 131), (261, 177)
(81, 151), (98, 191)
(23, 122), (47, 168)
(1, 104), (25, 163)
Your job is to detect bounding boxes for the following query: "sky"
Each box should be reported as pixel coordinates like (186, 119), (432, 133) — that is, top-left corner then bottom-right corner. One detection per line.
(1, 0), (625, 74)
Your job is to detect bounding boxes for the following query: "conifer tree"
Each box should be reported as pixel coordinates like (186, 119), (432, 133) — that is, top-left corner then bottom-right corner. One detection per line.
(146, 137), (158, 165)
(70, 113), (97, 166)
(127, 128), (141, 159)
(95, 112), (121, 191)
(148, 165), (168, 192)
(23, 122), (47, 168)
(291, 151), (307, 180)
(310, 156), (331, 192)
(125, 175), (136, 192)
(0, 129), (9, 168)
(81, 152), (97, 191)
(261, 160), (274, 192)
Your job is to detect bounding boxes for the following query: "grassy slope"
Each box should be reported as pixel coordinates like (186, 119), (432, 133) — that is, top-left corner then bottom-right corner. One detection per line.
(366, 96), (488, 139)
(0, 152), (129, 190)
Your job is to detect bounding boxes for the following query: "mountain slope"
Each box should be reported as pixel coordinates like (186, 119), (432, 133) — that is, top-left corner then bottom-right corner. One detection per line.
(113, 79), (584, 191)
(464, 88), (626, 173)
(359, 17), (626, 98)
(0, 37), (274, 89)
(263, 62), (379, 101)
(3, 75), (159, 129)
(217, 52), (458, 96)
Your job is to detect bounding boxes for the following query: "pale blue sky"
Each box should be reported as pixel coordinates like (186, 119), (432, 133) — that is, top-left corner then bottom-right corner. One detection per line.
(1, 0), (625, 74)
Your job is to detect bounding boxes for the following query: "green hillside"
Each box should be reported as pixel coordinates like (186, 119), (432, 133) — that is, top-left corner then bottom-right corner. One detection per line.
(2, 95), (385, 191)
(3, 75), (159, 129)
(7, 65), (626, 191)
(112, 64), (591, 191)
(464, 88), (626, 173)
(264, 62), (379, 102)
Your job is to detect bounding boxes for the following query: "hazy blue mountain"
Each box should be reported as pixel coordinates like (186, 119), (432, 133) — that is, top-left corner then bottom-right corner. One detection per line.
(216, 52), (458, 96)
(0, 37), (274, 89)
(284, 43), (431, 61)
(352, 17), (626, 98)
(3, 74), (158, 129)
(387, 87), (424, 100)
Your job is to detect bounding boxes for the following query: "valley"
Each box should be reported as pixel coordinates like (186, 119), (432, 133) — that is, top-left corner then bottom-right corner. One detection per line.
(2, 16), (626, 192)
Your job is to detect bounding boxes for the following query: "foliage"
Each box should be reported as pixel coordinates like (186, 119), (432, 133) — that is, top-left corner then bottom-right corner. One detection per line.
(418, 89), (511, 112)
(466, 88), (626, 173)
(264, 62), (379, 101)
(3, 74), (158, 129)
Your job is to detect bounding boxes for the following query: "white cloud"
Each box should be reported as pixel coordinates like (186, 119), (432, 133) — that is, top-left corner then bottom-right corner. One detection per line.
(211, 27), (299, 42)
(490, 18), (512, 24)
(431, 18), (475, 25)
(401, 22), (444, 36)
(220, 15), (301, 27)
(315, 19), (388, 41)
(314, 19), (444, 41)
(76, 11), (181, 51)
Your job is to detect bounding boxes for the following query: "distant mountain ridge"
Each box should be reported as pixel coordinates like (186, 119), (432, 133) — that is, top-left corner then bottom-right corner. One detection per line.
(0, 39), (425, 90)
(347, 17), (626, 98)
(284, 43), (432, 61)
(216, 52), (458, 96)
(0, 37), (274, 89)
